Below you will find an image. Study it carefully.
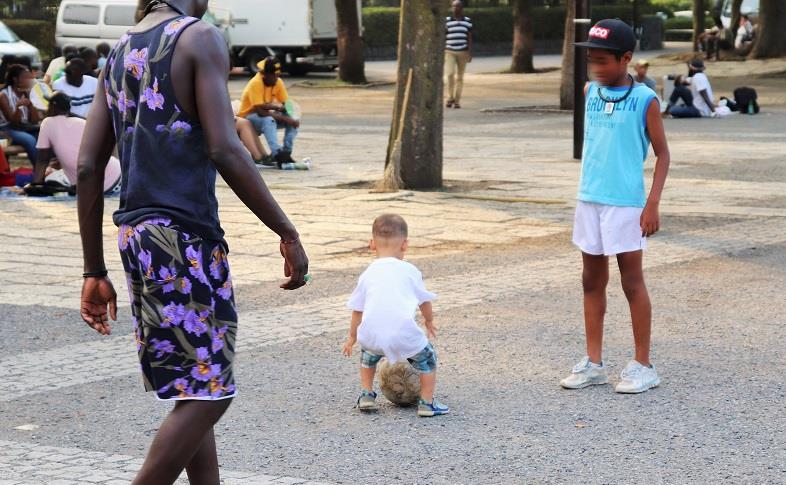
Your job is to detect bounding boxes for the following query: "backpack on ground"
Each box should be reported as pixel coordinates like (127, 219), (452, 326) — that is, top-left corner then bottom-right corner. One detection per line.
(732, 87), (759, 114)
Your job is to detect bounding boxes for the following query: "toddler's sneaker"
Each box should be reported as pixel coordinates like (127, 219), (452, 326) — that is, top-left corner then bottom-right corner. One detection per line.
(417, 398), (450, 417)
(356, 390), (378, 411)
(615, 361), (660, 394)
(560, 356), (609, 389)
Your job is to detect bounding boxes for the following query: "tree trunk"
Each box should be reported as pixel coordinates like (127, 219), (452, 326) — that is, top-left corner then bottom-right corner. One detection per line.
(730, 0), (743, 38)
(510, 0), (535, 73)
(335, 0), (366, 84)
(559, 0), (575, 110)
(692, 0), (704, 51)
(382, 0), (446, 190)
(750, 0), (786, 58)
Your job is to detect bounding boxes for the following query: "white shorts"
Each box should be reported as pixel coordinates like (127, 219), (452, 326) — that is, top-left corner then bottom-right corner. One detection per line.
(572, 201), (647, 256)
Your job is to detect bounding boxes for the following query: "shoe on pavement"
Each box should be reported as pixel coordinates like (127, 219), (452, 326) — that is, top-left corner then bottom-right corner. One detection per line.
(560, 356), (609, 389)
(356, 390), (378, 411)
(615, 361), (660, 394)
(417, 398), (450, 417)
(255, 155), (277, 169)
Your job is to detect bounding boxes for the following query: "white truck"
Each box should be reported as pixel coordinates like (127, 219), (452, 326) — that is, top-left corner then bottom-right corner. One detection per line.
(209, 0), (362, 75)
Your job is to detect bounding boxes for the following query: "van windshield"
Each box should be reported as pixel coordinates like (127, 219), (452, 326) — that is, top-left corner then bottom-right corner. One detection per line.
(0, 22), (20, 43)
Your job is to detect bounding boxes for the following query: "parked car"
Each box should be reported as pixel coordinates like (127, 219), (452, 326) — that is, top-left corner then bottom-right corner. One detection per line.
(55, 0), (137, 52)
(0, 20), (43, 70)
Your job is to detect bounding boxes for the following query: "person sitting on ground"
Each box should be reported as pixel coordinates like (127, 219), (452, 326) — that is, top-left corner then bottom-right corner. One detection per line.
(238, 57), (300, 168)
(25, 92), (121, 196)
(343, 214), (449, 417)
(80, 48), (100, 77)
(235, 116), (269, 163)
(663, 58), (715, 118)
(735, 14), (754, 53)
(44, 44), (78, 85)
(53, 58), (98, 119)
(0, 64), (41, 164)
(632, 59), (656, 91)
(96, 42), (111, 70)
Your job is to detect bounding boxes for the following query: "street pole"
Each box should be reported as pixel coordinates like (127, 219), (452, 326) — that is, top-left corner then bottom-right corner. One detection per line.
(573, 0), (591, 160)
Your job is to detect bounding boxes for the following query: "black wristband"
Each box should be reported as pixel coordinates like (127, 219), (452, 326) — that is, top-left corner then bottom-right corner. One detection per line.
(83, 270), (108, 279)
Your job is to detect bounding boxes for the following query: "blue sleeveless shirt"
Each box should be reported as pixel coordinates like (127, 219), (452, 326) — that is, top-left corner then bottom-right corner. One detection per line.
(104, 16), (225, 242)
(578, 82), (657, 208)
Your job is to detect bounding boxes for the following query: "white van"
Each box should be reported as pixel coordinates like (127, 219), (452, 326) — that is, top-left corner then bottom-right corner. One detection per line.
(55, 0), (137, 51)
(721, 0), (759, 28)
(209, 0), (362, 74)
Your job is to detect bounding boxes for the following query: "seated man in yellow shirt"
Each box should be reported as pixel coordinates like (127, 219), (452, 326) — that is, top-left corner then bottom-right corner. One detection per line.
(238, 57), (300, 167)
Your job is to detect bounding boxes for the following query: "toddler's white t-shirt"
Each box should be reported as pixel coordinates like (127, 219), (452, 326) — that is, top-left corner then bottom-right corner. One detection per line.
(347, 257), (436, 363)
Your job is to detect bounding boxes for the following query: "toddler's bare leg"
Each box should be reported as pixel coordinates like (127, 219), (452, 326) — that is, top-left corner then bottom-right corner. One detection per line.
(360, 366), (376, 392)
(419, 372), (436, 402)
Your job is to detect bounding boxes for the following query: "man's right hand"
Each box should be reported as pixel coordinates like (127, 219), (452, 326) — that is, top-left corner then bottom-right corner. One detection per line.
(279, 239), (309, 290)
(80, 276), (117, 336)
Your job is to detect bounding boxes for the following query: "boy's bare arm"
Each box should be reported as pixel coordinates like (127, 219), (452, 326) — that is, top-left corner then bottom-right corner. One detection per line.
(420, 301), (438, 339)
(342, 311), (362, 356)
(642, 98), (671, 236)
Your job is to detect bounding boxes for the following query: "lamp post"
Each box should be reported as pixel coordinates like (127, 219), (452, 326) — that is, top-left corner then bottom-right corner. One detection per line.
(573, 0), (591, 160)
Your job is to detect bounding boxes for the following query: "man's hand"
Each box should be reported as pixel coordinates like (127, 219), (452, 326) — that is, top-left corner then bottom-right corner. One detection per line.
(640, 202), (660, 237)
(343, 337), (356, 357)
(425, 320), (438, 340)
(80, 276), (117, 336)
(279, 240), (309, 290)
(17, 96), (32, 108)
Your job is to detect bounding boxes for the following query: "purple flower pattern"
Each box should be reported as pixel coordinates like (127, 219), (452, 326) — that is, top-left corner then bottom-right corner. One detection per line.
(124, 48), (147, 80)
(141, 77), (165, 111)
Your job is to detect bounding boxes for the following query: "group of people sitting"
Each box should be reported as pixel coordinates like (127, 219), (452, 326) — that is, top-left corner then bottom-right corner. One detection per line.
(0, 45), (119, 195)
(698, 13), (757, 61)
(0, 46), (307, 196)
(630, 54), (759, 120)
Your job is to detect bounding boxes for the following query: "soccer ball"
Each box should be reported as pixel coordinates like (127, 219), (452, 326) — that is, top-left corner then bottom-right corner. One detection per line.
(378, 359), (421, 406)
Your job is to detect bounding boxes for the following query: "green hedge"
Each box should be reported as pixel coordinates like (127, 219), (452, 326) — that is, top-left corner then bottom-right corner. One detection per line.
(663, 15), (714, 30)
(3, 19), (55, 60)
(363, 5), (664, 49)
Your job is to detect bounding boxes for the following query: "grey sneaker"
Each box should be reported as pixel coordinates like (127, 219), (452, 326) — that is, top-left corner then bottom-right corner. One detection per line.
(560, 356), (609, 389)
(356, 390), (378, 411)
(417, 398), (450, 417)
(615, 361), (660, 394)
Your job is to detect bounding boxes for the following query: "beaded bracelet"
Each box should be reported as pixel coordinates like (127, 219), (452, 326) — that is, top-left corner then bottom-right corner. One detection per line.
(280, 234), (300, 245)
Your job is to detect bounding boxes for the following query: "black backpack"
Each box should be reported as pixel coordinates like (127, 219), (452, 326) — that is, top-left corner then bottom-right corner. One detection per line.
(733, 87), (759, 114)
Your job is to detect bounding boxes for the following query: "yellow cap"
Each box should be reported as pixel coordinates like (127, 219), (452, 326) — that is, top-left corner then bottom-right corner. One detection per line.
(257, 57), (282, 74)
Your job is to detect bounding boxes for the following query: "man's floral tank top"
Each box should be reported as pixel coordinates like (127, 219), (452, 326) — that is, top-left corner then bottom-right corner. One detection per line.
(104, 15), (225, 243)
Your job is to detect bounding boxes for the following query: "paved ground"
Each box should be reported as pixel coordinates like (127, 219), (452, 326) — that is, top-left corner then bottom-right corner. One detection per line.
(1, 52), (786, 483)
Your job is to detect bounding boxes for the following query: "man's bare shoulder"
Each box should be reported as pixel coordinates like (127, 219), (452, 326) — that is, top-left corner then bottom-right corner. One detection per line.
(178, 20), (226, 55)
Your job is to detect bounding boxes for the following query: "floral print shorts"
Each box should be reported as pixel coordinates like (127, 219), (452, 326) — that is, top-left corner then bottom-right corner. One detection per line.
(118, 218), (237, 401)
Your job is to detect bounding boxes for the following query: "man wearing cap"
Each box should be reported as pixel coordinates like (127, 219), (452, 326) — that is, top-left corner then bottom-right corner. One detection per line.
(238, 57), (300, 167)
(663, 58), (715, 118)
(26, 92), (121, 195)
(633, 59), (656, 91)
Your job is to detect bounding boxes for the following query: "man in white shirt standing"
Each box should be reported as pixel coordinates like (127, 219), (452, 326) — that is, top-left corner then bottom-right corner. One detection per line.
(663, 58), (715, 118)
(52, 58), (97, 119)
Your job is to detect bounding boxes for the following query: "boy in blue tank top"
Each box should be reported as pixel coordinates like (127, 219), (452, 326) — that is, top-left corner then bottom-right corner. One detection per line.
(560, 19), (671, 394)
